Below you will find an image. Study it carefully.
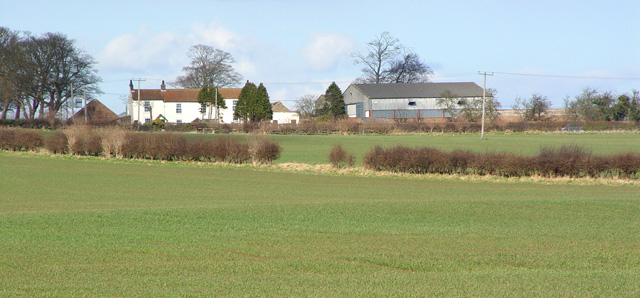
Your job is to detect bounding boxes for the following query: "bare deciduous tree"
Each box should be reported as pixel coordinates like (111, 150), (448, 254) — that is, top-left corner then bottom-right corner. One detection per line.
(436, 90), (462, 121)
(0, 28), (101, 120)
(513, 93), (551, 121)
(295, 93), (318, 118)
(386, 52), (433, 83)
(174, 44), (242, 89)
(352, 32), (432, 84)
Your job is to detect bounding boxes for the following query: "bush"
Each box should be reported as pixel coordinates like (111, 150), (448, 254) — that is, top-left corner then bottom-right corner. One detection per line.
(249, 137), (282, 165)
(143, 133), (187, 161)
(329, 144), (355, 168)
(211, 137), (251, 164)
(98, 127), (128, 158)
(186, 138), (216, 162)
(16, 130), (44, 151)
(63, 125), (90, 154)
(45, 132), (69, 154)
(71, 131), (102, 156)
(536, 145), (590, 177)
(0, 128), (16, 150)
(0, 128), (44, 151)
(121, 133), (146, 159)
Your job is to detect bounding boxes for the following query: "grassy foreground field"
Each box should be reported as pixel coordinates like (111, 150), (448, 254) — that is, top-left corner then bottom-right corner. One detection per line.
(1, 152), (639, 296)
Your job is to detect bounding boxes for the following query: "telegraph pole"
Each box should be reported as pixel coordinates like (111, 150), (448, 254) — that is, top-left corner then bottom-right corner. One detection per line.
(83, 86), (87, 123)
(131, 78), (146, 124)
(215, 87), (219, 123)
(478, 71), (494, 140)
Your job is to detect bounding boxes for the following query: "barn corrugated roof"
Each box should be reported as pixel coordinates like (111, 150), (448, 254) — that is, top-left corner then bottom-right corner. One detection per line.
(352, 82), (485, 99)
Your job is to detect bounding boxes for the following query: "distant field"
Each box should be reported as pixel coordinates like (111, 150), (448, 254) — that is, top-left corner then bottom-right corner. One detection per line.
(1, 152), (639, 296)
(188, 132), (640, 165)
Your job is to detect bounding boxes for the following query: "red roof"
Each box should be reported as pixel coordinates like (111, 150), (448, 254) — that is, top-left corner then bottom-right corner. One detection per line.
(131, 88), (242, 102)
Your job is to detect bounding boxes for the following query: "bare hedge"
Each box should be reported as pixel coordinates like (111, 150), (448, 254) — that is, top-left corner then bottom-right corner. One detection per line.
(0, 128), (44, 151)
(364, 145), (640, 179)
(37, 128), (282, 165)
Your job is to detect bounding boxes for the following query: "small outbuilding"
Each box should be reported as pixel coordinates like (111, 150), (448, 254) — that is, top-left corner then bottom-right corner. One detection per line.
(271, 101), (299, 124)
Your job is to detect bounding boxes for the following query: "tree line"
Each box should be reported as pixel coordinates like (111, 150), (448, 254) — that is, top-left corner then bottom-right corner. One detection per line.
(512, 88), (640, 122)
(0, 27), (101, 121)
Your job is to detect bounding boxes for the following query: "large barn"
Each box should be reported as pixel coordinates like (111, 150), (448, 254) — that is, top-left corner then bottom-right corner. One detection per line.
(342, 82), (488, 119)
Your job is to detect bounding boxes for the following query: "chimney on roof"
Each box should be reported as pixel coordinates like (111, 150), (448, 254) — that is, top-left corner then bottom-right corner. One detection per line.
(161, 80), (166, 91)
(129, 80), (134, 91)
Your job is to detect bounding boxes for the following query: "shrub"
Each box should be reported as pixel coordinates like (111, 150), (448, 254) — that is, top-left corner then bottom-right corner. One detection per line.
(609, 152), (640, 178)
(536, 145), (590, 177)
(211, 137), (250, 164)
(15, 129), (44, 151)
(329, 144), (355, 168)
(71, 131), (102, 156)
(0, 128), (44, 151)
(143, 133), (187, 161)
(186, 138), (216, 162)
(45, 132), (69, 154)
(0, 128), (16, 150)
(121, 133), (146, 159)
(63, 125), (90, 154)
(249, 137), (282, 164)
(98, 127), (128, 158)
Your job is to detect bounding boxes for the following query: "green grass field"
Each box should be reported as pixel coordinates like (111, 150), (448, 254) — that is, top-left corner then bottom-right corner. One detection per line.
(1, 149), (639, 297)
(192, 132), (640, 165)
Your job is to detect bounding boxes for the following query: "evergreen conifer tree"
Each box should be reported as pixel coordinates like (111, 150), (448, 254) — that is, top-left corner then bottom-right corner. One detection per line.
(323, 82), (346, 118)
(256, 83), (273, 121)
(234, 81), (257, 121)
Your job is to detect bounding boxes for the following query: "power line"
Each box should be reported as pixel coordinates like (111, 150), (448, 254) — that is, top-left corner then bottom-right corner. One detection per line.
(492, 71), (640, 81)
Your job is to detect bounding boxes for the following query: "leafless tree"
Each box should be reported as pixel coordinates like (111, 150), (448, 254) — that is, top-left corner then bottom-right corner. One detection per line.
(436, 90), (462, 121)
(386, 52), (432, 83)
(1, 29), (101, 120)
(461, 88), (501, 122)
(512, 92), (550, 121)
(0, 27), (22, 119)
(295, 93), (318, 118)
(352, 32), (431, 84)
(174, 44), (242, 89)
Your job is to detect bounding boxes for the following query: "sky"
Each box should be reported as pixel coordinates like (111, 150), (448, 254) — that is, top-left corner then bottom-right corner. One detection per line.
(2, 0), (639, 114)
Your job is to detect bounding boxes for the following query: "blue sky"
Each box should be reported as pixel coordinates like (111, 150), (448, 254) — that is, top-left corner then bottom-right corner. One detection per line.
(3, 0), (639, 114)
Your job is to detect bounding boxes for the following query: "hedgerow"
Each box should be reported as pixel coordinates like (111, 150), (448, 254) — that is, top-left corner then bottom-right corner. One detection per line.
(0, 127), (44, 151)
(363, 145), (640, 179)
(37, 127), (282, 165)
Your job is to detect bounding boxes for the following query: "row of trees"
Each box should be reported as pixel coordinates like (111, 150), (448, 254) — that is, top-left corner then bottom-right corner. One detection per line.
(0, 27), (101, 121)
(234, 81), (273, 122)
(564, 88), (640, 122)
(512, 88), (640, 122)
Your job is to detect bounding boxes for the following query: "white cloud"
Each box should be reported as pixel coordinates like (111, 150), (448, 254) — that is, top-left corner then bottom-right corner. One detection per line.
(235, 60), (258, 77)
(99, 22), (250, 75)
(188, 22), (240, 51)
(303, 33), (354, 72)
(99, 25), (185, 72)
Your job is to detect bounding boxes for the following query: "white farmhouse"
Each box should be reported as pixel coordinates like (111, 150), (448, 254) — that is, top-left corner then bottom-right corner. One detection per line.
(342, 82), (488, 119)
(127, 81), (242, 124)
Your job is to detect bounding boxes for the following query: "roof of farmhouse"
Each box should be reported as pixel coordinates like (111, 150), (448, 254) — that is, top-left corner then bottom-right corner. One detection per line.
(131, 88), (242, 102)
(350, 82), (486, 99)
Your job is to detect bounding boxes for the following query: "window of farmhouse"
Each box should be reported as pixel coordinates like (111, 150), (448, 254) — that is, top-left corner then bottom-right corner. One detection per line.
(176, 103), (182, 114)
(144, 101), (150, 112)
